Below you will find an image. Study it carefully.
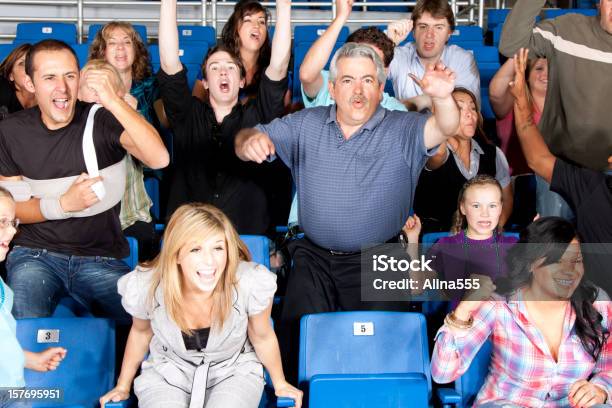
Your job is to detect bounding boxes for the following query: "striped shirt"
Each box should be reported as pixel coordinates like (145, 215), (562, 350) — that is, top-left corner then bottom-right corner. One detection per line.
(431, 291), (612, 407)
(256, 105), (432, 252)
(119, 76), (158, 229)
(500, 0), (612, 170)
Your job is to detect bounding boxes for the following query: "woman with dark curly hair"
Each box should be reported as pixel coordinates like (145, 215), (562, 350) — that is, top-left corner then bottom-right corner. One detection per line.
(0, 43), (35, 120)
(431, 217), (612, 407)
(192, 0), (290, 105)
(89, 21), (160, 261)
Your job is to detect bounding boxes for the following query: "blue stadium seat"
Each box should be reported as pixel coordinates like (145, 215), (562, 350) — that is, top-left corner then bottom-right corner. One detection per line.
(144, 177), (160, 220)
(87, 23), (148, 44)
(448, 26), (484, 47)
(294, 311), (431, 407)
(486, 9), (511, 30)
(71, 43), (90, 68)
(481, 91), (496, 120)
(577, 0), (597, 8)
(125, 236), (139, 270)
(293, 25), (349, 46)
(15, 22), (77, 44)
(149, 44), (207, 89)
(178, 25), (216, 48)
(0, 44), (15, 63)
(466, 45), (500, 88)
(292, 41), (343, 101)
(16, 317), (128, 408)
(240, 235), (270, 269)
(492, 24), (503, 47)
(543, 8), (597, 19)
(438, 339), (493, 408)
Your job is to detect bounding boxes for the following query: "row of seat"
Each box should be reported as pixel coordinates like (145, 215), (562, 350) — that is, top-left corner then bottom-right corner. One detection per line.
(17, 310), (493, 408)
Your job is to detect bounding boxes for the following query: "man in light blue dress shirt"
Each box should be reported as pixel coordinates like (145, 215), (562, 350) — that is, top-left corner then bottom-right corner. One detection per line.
(387, 0), (480, 104)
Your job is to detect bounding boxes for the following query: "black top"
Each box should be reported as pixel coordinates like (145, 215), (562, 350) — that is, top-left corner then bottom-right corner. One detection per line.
(0, 102), (128, 258)
(413, 142), (497, 232)
(551, 159), (612, 295)
(157, 66), (291, 234)
(0, 77), (24, 121)
(182, 327), (211, 351)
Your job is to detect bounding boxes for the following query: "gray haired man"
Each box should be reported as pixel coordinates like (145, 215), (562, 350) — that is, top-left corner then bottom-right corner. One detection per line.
(235, 42), (459, 380)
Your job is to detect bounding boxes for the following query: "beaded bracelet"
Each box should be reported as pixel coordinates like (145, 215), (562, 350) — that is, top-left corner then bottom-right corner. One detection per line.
(445, 311), (474, 330)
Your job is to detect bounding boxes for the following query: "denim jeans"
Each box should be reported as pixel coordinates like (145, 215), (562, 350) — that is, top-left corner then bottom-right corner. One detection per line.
(535, 174), (575, 220)
(6, 246), (130, 320)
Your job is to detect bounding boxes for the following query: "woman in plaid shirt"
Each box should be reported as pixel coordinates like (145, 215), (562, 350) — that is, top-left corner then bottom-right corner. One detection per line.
(431, 217), (611, 407)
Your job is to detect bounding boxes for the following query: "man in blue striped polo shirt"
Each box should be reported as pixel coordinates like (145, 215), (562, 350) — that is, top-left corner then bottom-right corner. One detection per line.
(235, 42), (459, 380)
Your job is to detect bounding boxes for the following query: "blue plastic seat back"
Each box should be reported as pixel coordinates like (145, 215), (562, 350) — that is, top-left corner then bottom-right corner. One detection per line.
(465, 45), (500, 87)
(294, 25), (349, 47)
(298, 311), (431, 397)
(71, 43), (90, 68)
(15, 22), (77, 44)
(543, 8), (597, 19)
(454, 338), (493, 408)
(486, 9), (511, 30)
(448, 26), (483, 47)
(240, 235), (270, 269)
(178, 25), (216, 48)
(149, 44), (206, 89)
(309, 373), (429, 408)
(87, 24), (148, 44)
(0, 44), (15, 64)
(481, 91), (495, 120)
(16, 317), (116, 407)
(144, 177), (160, 220)
(292, 41), (343, 99)
(124, 236), (139, 270)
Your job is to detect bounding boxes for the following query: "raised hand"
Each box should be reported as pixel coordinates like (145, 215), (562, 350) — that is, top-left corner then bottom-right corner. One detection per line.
(335, 0), (354, 21)
(402, 214), (422, 244)
(410, 62), (456, 100)
(508, 48), (529, 101)
(568, 380), (607, 408)
(387, 19), (413, 46)
(81, 69), (123, 108)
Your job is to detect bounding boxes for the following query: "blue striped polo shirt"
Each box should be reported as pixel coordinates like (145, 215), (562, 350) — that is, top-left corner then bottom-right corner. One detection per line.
(256, 105), (433, 252)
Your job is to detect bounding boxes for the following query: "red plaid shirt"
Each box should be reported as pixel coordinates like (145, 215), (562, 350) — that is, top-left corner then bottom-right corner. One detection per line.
(431, 291), (612, 407)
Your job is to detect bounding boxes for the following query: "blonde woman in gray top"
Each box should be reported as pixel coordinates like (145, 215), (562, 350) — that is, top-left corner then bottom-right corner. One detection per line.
(99, 203), (302, 408)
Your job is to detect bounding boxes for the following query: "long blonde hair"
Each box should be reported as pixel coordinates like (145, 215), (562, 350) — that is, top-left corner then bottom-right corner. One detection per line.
(146, 203), (251, 334)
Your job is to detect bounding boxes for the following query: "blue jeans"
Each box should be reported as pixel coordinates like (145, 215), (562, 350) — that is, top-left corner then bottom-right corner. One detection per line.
(535, 174), (574, 220)
(6, 246), (130, 320)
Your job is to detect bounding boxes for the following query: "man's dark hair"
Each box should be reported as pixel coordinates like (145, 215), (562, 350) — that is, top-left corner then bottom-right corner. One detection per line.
(25, 39), (79, 78)
(411, 0), (456, 32)
(201, 44), (247, 81)
(347, 27), (395, 68)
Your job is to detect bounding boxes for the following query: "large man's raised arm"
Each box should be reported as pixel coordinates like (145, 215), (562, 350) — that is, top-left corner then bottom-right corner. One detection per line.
(499, 0), (554, 58)
(299, 0), (353, 98)
(265, 0), (292, 81)
(418, 63), (460, 149)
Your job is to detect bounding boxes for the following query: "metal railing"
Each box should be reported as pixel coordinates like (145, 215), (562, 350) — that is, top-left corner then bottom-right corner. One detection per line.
(0, 0), (490, 43)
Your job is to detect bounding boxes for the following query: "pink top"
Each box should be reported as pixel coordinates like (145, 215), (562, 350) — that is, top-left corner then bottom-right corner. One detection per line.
(496, 106), (542, 176)
(431, 291), (612, 407)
